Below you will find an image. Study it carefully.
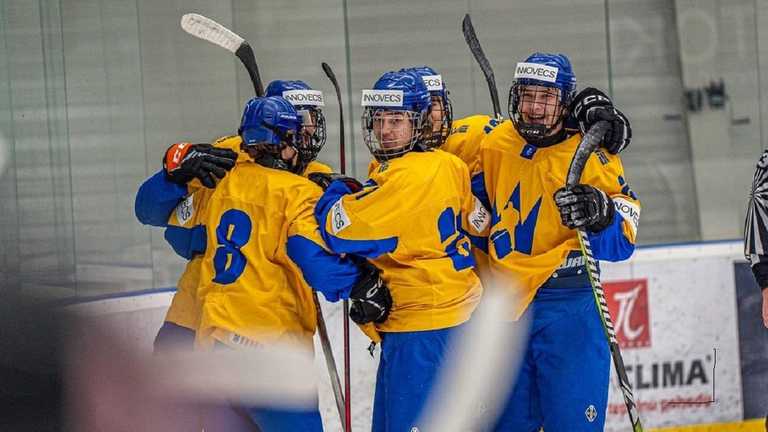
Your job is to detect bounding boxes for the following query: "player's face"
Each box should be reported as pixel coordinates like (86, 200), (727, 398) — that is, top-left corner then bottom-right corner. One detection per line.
(297, 109), (317, 147)
(372, 110), (414, 149)
(430, 97), (444, 133)
(518, 85), (563, 133)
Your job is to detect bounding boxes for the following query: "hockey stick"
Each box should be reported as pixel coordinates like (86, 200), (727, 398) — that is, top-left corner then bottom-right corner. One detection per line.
(567, 121), (644, 432)
(462, 14), (502, 120)
(313, 295), (346, 425)
(180, 13), (264, 96)
(322, 61), (352, 432)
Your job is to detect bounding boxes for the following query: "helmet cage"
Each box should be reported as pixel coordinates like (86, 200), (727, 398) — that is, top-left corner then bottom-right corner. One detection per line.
(362, 108), (432, 162)
(428, 93), (453, 148)
(508, 83), (567, 144)
(295, 107), (327, 164)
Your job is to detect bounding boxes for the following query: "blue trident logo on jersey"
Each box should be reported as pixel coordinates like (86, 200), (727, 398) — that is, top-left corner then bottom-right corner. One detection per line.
(490, 183), (541, 258)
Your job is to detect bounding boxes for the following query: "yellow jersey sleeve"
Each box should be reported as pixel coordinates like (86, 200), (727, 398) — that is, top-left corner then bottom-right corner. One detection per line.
(442, 115), (500, 171)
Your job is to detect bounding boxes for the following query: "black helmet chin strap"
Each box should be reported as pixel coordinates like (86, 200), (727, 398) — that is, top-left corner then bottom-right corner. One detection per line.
(253, 149), (307, 174)
(520, 123), (567, 148)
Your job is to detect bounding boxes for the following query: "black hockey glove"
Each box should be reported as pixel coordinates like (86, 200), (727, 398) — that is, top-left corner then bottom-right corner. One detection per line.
(554, 184), (615, 232)
(349, 261), (392, 325)
(570, 87), (632, 155)
(307, 172), (364, 193)
(163, 143), (238, 188)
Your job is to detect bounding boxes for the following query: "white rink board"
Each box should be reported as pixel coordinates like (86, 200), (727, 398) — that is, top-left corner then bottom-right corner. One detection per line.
(67, 241), (746, 430)
(601, 241), (744, 430)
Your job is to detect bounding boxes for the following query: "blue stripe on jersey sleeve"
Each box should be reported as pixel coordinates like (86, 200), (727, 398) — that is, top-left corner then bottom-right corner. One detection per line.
(314, 180), (398, 258)
(135, 169), (188, 226)
(587, 212), (635, 262)
(164, 225), (207, 260)
(286, 235), (361, 302)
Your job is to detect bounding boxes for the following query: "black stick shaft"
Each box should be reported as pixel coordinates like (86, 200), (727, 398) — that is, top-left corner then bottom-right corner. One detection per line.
(235, 42), (264, 97)
(462, 14), (502, 119)
(321, 61), (352, 432)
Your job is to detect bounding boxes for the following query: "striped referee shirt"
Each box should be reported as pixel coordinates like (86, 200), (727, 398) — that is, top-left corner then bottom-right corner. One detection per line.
(745, 149), (768, 290)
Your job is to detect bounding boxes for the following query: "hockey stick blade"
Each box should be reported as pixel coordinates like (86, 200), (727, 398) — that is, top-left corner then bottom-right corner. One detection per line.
(180, 13), (264, 96)
(462, 14), (502, 120)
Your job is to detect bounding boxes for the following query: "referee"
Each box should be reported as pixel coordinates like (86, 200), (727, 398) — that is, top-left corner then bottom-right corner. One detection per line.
(745, 149), (768, 329)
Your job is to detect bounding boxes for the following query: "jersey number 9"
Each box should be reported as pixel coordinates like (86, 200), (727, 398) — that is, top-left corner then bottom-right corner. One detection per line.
(438, 207), (474, 271)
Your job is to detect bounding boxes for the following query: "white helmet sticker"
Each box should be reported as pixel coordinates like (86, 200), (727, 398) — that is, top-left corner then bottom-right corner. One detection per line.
(422, 75), (443, 91)
(514, 62), (559, 83)
(361, 89), (404, 108)
(282, 89), (325, 107)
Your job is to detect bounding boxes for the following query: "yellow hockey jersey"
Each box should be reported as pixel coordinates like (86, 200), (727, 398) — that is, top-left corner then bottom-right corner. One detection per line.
(184, 161), (359, 349)
(467, 122), (640, 318)
(163, 135), (336, 338)
(317, 150), (482, 332)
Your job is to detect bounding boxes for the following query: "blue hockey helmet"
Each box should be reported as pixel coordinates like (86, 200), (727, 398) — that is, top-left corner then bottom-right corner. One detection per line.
(361, 70), (432, 161)
(238, 96), (303, 171)
(508, 52), (577, 144)
(400, 66), (453, 148)
(265, 80), (327, 164)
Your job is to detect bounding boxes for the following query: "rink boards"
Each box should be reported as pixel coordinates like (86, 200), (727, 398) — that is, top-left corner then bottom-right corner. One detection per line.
(66, 240), (767, 430)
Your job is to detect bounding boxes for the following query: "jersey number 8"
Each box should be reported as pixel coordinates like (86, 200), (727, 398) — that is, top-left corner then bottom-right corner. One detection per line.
(213, 209), (252, 284)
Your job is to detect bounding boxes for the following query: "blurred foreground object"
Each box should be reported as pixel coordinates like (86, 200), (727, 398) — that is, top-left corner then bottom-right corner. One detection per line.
(0, 292), (317, 431)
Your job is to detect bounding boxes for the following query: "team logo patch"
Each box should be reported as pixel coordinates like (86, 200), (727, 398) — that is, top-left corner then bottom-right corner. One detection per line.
(282, 89), (325, 107)
(585, 404), (597, 422)
(514, 62), (559, 83)
(520, 144), (537, 160)
(469, 197), (490, 233)
(331, 198), (352, 234)
(604, 279), (651, 348)
(175, 195), (194, 225)
(361, 89), (404, 107)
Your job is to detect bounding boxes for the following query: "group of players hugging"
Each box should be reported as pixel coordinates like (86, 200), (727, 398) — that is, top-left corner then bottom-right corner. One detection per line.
(135, 51), (640, 431)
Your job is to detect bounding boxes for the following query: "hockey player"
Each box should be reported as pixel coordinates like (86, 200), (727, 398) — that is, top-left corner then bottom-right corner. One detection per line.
(135, 80), (334, 355)
(183, 95), (390, 431)
(311, 70), (482, 432)
(745, 149), (768, 328)
(133, 85), (348, 431)
(466, 53), (640, 431)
